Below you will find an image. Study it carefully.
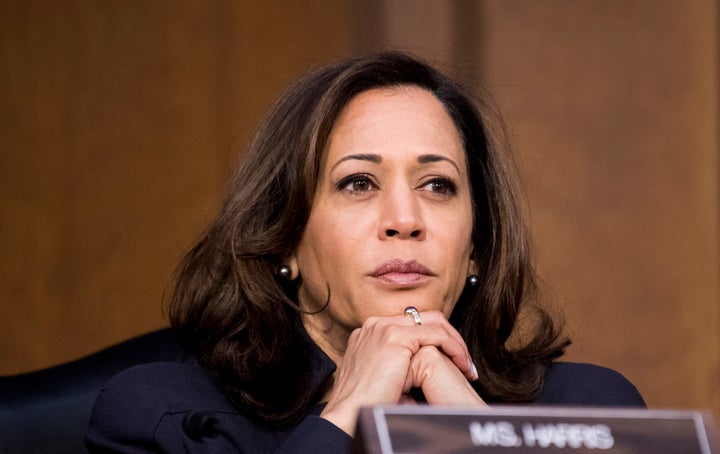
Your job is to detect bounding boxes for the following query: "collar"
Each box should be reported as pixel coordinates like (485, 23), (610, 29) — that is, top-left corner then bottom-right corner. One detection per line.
(294, 313), (337, 397)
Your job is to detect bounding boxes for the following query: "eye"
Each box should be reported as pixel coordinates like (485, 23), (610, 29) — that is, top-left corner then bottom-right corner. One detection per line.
(419, 177), (457, 196)
(336, 173), (378, 194)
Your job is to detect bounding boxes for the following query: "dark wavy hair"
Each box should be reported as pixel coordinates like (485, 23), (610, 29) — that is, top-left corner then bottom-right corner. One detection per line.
(169, 51), (569, 428)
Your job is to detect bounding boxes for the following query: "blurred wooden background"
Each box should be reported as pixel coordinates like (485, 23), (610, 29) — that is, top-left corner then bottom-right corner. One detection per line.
(1, 1), (718, 419)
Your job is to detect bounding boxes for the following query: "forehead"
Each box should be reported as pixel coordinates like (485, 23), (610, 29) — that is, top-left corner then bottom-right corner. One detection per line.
(323, 85), (465, 167)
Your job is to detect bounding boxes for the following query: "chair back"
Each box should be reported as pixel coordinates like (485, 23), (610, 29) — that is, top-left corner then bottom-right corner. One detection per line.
(0, 329), (187, 453)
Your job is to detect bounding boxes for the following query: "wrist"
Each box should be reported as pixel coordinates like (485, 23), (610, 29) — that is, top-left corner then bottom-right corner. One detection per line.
(320, 404), (357, 436)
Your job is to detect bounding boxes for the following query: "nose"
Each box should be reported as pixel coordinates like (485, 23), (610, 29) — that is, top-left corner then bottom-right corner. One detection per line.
(378, 185), (426, 240)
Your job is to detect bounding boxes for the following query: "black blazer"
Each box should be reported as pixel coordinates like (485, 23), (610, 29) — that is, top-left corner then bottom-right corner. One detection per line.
(86, 357), (645, 453)
(0, 329), (187, 454)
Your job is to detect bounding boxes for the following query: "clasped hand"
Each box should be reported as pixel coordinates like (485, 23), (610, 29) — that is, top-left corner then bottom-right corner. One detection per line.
(320, 310), (486, 435)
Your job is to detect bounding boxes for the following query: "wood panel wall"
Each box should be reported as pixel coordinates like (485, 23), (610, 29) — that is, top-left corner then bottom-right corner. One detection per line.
(477, 0), (720, 419)
(2, 0), (718, 420)
(0, 0), (355, 373)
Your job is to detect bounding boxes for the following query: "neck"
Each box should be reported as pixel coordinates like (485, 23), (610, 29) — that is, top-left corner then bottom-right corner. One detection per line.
(300, 311), (349, 373)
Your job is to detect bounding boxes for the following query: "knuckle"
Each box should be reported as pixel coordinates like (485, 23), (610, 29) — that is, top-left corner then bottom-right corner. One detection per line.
(347, 327), (362, 343)
(362, 316), (381, 327)
(421, 310), (450, 325)
(415, 345), (440, 360)
(383, 326), (409, 345)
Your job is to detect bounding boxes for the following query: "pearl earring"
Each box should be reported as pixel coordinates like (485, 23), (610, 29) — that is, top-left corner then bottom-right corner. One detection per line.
(467, 274), (479, 287)
(277, 265), (292, 280)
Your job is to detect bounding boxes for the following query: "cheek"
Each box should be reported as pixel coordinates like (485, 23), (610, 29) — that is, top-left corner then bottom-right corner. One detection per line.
(447, 215), (475, 284)
(314, 207), (367, 253)
(296, 216), (366, 310)
(297, 214), (355, 282)
(447, 208), (474, 254)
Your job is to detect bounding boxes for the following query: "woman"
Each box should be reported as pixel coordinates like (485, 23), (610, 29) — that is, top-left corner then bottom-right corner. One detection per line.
(86, 52), (644, 453)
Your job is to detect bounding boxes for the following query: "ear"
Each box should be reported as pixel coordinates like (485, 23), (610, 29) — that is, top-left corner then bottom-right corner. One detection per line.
(467, 258), (478, 276)
(286, 254), (300, 280)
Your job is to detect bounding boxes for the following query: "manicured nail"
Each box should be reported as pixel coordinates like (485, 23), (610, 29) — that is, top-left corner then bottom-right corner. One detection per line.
(469, 360), (479, 381)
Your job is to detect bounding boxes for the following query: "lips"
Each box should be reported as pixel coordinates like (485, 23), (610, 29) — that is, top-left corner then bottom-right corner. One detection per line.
(370, 259), (436, 285)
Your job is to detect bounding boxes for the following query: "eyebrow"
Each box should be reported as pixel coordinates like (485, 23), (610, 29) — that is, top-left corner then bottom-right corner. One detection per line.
(330, 154), (381, 172)
(417, 154), (461, 174)
(330, 153), (461, 173)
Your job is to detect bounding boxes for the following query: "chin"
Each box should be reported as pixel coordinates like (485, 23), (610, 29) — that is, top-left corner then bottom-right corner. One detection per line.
(366, 299), (436, 317)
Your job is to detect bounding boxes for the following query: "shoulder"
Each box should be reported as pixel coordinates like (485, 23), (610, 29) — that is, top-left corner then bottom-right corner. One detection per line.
(535, 362), (646, 407)
(86, 362), (351, 453)
(86, 362), (239, 452)
(91, 361), (233, 416)
(100, 360), (221, 395)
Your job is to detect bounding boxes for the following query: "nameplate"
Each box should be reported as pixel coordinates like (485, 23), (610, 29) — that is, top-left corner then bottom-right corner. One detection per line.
(353, 405), (719, 453)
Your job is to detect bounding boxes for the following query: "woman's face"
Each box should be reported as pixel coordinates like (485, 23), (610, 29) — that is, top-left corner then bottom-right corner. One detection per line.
(292, 85), (475, 336)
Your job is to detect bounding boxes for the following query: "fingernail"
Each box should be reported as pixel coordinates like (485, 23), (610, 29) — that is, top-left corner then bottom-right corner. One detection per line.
(469, 360), (479, 381)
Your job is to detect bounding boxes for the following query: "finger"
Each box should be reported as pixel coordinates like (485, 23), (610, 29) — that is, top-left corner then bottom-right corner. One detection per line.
(409, 346), (486, 406)
(400, 311), (477, 381)
(413, 311), (470, 355)
(397, 323), (476, 381)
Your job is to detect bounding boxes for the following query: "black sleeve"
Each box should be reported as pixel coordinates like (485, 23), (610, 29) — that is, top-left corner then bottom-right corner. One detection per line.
(535, 362), (646, 407)
(85, 362), (352, 453)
